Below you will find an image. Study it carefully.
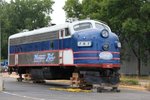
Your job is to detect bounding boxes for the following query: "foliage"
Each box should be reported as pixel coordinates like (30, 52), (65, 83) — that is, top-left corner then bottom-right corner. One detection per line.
(63, 0), (82, 19)
(64, 0), (150, 75)
(0, 0), (54, 59)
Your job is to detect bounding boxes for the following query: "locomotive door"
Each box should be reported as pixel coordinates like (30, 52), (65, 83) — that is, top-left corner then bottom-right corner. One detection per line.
(14, 47), (21, 66)
(59, 29), (65, 49)
(59, 29), (73, 65)
(59, 29), (65, 64)
(15, 54), (18, 65)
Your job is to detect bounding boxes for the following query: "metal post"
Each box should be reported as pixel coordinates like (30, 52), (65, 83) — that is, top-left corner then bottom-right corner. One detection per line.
(0, 21), (4, 91)
(0, 73), (4, 91)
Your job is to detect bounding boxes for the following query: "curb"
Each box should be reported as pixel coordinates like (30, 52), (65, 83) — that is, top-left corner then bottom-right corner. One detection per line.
(49, 88), (92, 93)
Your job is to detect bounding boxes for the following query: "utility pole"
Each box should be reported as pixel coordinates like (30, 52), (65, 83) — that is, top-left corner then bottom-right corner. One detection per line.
(0, 21), (4, 91)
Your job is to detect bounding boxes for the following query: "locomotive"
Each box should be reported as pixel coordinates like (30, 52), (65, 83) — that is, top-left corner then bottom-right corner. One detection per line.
(8, 19), (121, 91)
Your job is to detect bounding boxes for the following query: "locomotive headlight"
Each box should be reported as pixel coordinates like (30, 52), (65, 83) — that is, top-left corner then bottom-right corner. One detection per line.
(103, 44), (109, 51)
(101, 29), (109, 38)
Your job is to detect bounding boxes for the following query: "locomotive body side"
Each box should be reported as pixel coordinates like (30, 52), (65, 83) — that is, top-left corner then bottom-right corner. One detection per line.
(8, 24), (75, 79)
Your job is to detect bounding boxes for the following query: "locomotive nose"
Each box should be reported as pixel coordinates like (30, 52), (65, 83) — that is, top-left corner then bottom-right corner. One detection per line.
(72, 29), (120, 67)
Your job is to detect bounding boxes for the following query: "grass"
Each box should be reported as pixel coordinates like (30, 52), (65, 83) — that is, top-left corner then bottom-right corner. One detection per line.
(120, 78), (139, 85)
(120, 75), (150, 80)
(120, 75), (149, 85)
(120, 75), (150, 89)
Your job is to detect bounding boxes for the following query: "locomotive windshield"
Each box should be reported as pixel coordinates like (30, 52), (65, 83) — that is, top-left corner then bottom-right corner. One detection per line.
(95, 23), (110, 31)
(73, 22), (92, 31)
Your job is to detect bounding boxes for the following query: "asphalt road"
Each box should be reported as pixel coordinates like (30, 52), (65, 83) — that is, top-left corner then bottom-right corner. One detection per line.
(0, 77), (150, 100)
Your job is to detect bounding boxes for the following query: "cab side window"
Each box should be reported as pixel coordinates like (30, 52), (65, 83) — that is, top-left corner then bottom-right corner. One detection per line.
(61, 30), (64, 37)
(65, 28), (70, 36)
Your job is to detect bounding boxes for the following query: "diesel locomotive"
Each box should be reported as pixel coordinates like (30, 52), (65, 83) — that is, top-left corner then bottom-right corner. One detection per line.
(8, 19), (121, 91)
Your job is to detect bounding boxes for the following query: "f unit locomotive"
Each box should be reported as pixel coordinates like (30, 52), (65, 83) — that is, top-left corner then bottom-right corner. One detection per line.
(8, 20), (121, 91)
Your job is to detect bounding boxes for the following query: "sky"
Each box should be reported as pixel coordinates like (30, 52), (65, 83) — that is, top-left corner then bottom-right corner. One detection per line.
(51, 0), (66, 25)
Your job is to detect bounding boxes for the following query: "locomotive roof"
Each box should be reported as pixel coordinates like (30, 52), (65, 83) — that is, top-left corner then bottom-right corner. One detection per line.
(9, 23), (70, 39)
(9, 20), (110, 39)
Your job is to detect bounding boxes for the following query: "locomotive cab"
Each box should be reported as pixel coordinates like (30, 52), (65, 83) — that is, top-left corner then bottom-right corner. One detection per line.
(70, 20), (121, 89)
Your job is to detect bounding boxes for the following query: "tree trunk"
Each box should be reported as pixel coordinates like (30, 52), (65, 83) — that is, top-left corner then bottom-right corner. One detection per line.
(137, 58), (141, 76)
(137, 42), (141, 76)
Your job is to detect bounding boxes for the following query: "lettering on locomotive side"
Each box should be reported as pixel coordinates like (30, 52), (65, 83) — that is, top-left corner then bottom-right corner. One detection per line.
(46, 53), (55, 63)
(33, 53), (56, 63)
(34, 54), (46, 63)
(34, 53), (56, 63)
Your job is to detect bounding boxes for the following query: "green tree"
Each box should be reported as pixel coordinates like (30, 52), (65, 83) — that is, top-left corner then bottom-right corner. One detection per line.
(105, 0), (150, 76)
(63, 0), (82, 19)
(64, 0), (150, 76)
(0, 0), (54, 59)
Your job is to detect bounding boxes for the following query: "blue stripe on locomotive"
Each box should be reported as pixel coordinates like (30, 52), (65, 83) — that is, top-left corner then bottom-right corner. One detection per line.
(9, 29), (120, 65)
(10, 38), (72, 53)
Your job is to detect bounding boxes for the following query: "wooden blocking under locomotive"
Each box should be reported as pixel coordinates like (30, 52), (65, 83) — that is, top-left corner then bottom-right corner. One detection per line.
(70, 72), (92, 89)
(24, 74), (32, 81)
(70, 69), (120, 92)
(70, 73), (82, 87)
